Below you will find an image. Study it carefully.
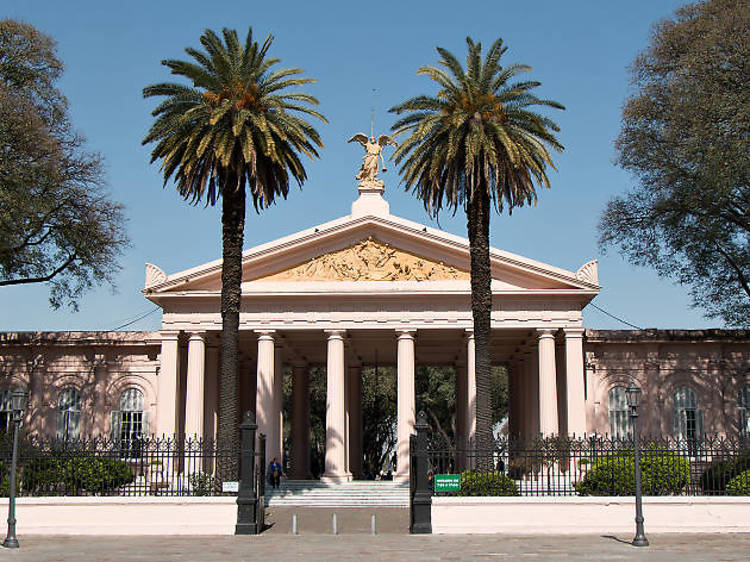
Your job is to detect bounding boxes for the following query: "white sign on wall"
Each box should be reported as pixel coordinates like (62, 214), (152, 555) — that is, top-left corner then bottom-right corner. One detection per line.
(222, 481), (239, 493)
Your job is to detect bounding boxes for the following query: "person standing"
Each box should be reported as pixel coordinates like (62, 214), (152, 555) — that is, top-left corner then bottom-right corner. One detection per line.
(268, 457), (283, 489)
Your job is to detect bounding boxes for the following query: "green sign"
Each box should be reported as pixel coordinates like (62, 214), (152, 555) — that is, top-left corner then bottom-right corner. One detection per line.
(434, 474), (461, 492)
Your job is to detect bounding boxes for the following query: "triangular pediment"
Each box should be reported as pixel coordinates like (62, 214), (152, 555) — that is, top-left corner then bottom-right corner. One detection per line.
(250, 237), (469, 282)
(144, 210), (599, 296)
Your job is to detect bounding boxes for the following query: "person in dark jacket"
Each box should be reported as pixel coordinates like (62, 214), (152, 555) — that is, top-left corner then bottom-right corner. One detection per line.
(268, 457), (283, 489)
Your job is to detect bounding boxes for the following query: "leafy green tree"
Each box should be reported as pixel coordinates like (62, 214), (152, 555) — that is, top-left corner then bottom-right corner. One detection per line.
(390, 38), (563, 454)
(142, 28), (325, 476)
(600, 0), (750, 326)
(361, 366), (397, 478)
(0, 20), (128, 309)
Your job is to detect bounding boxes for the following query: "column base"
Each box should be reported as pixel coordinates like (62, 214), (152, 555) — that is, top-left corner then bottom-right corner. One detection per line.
(393, 472), (409, 483)
(320, 472), (353, 483)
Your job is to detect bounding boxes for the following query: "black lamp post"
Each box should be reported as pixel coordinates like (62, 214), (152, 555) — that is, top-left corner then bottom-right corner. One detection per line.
(626, 382), (648, 547)
(3, 388), (28, 549)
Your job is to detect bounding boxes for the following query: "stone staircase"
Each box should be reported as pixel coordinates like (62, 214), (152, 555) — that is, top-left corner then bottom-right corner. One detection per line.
(265, 480), (409, 507)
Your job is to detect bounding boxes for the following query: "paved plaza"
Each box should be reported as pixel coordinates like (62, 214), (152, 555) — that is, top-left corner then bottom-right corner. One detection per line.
(3, 534), (749, 561)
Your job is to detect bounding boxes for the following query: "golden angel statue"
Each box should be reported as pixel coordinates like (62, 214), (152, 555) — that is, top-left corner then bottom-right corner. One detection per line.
(348, 133), (397, 184)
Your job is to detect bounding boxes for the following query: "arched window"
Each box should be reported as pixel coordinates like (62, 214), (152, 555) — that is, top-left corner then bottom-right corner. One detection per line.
(57, 388), (82, 440)
(673, 386), (702, 453)
(112, 388), (149, 456)
(0, 390), (13, 433)
(740, 385), (750, 439)
(608, 386), (633, 439)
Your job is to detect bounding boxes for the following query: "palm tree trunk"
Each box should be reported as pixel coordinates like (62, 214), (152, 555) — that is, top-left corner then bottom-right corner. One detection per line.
(467, 185), (493, 468)
(217, 181), (246, 480)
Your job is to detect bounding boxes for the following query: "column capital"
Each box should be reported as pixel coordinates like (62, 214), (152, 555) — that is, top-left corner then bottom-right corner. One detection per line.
(396, 329), (416, 340)
(464, 329), (475, 341)
(324, 329), (346, 340)
(563, 327), (586, 338)
(537, 328), (556, 339)
(160, 330), (181, 341)
(254, 329), (276, 341)
(187, 331), (206, 341)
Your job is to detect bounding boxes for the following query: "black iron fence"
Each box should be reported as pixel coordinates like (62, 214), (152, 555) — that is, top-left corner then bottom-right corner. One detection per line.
(427, 434), (750, 497)
(0, 433), (239, 497)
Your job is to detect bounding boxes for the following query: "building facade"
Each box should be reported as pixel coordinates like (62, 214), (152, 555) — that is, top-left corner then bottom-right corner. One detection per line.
(1, 184), (748, 480)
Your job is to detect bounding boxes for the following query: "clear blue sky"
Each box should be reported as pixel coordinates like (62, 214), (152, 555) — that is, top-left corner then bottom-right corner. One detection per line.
(3, 0), (710, 332)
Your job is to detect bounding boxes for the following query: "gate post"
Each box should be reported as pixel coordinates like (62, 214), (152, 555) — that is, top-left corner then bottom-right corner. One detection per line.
(410, 410), (432, 534)
(236, 411), (258, 535)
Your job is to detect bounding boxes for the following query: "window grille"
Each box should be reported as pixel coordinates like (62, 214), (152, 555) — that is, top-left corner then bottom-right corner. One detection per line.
(608, 386), (633, 439)
(56, 388), (82, 440)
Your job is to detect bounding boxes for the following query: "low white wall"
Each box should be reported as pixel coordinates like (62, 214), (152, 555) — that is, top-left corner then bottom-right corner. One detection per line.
(1, 497), (238, 535)
(432, 496), (750, 534)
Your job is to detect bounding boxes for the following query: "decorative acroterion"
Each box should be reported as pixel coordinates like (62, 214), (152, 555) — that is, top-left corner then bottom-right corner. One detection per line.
(348, 133), (397, 187)
(253, 237), (469, 282)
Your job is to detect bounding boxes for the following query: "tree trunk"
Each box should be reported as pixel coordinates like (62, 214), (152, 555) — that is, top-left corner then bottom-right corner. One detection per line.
(217, 181), (246, 480)
(467, 185), (493, 468)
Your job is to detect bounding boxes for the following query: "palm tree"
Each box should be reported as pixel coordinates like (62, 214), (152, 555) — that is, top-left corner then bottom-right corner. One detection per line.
(390, 37), (563, 456)
(143, 28), (325, 477)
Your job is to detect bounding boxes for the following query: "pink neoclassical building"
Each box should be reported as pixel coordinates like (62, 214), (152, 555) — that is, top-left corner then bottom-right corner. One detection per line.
(1, 182), (748, 481)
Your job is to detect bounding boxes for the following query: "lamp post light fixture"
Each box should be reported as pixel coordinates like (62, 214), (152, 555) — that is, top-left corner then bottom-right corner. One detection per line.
(3, 388), (29, 549)
(626, 381), (648, 547)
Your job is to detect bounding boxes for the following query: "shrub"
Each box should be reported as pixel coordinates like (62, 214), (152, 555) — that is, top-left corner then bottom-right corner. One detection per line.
(575, 444), (690, 496)
(22, 454), (66, 495)
(189, 472), (216, 496)
(699, 455), (750, 494)
(22, 451), (133, 495)
(459, 470), (518, 496)
(64, 454), (134, 494)
(726, 470), (750, 496)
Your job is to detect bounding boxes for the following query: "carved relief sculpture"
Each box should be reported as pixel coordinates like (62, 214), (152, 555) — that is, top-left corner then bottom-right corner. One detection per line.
(256, 237), (469, 282)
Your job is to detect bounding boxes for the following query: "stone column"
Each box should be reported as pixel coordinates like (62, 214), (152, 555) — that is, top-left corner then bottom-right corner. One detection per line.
(455, 364), (467, 468)
(291, 364), (310, 479)
(348, 365), (363, 478)
(466, 330), (477, 447)
(344, 348), (350, 474)
(564, 328), (587, 436)
(185, 332), (206, 437)
(396, 329), (416, 481)
(255, 330), (276, 460)
(323, 330), (351, 482)
(157, 330), (180, 436)
(274, 348), (284, 465)
(203, 344), (219, 443)
(508, 364), (518, 438)
(537, 329), (559, 436)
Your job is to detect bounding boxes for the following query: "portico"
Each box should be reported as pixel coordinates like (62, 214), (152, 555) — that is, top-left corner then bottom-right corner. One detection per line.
(143, 183), (599, 480)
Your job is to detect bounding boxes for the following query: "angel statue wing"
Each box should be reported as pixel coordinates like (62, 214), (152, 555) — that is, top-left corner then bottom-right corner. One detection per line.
(347, 133), (369, 146)
(377, 135), (398, 149)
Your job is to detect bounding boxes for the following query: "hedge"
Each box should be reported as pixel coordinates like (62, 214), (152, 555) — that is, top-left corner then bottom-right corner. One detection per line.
(575, 444), (690, 496)
(459, 470), (519, 496)
(20, 451), (134, 496)
(699, 455), (750, 494)
(726, 469), (750, 496)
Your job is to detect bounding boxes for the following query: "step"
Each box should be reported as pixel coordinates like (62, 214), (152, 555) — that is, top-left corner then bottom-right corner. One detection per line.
(263, 480), (410, 507)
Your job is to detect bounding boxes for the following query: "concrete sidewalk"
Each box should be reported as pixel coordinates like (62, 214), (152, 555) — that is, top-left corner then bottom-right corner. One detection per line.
(5, 533), (750, 561)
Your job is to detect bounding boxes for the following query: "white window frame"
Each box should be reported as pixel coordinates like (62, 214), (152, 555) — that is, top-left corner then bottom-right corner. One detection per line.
(673, 386), (703, 456)
(111, 388), (149, 458)
(0, 390), (12, 434)
(608, 385), (633, 440)
(57, 387), (82, 440)
(740, 384), (750, 439)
